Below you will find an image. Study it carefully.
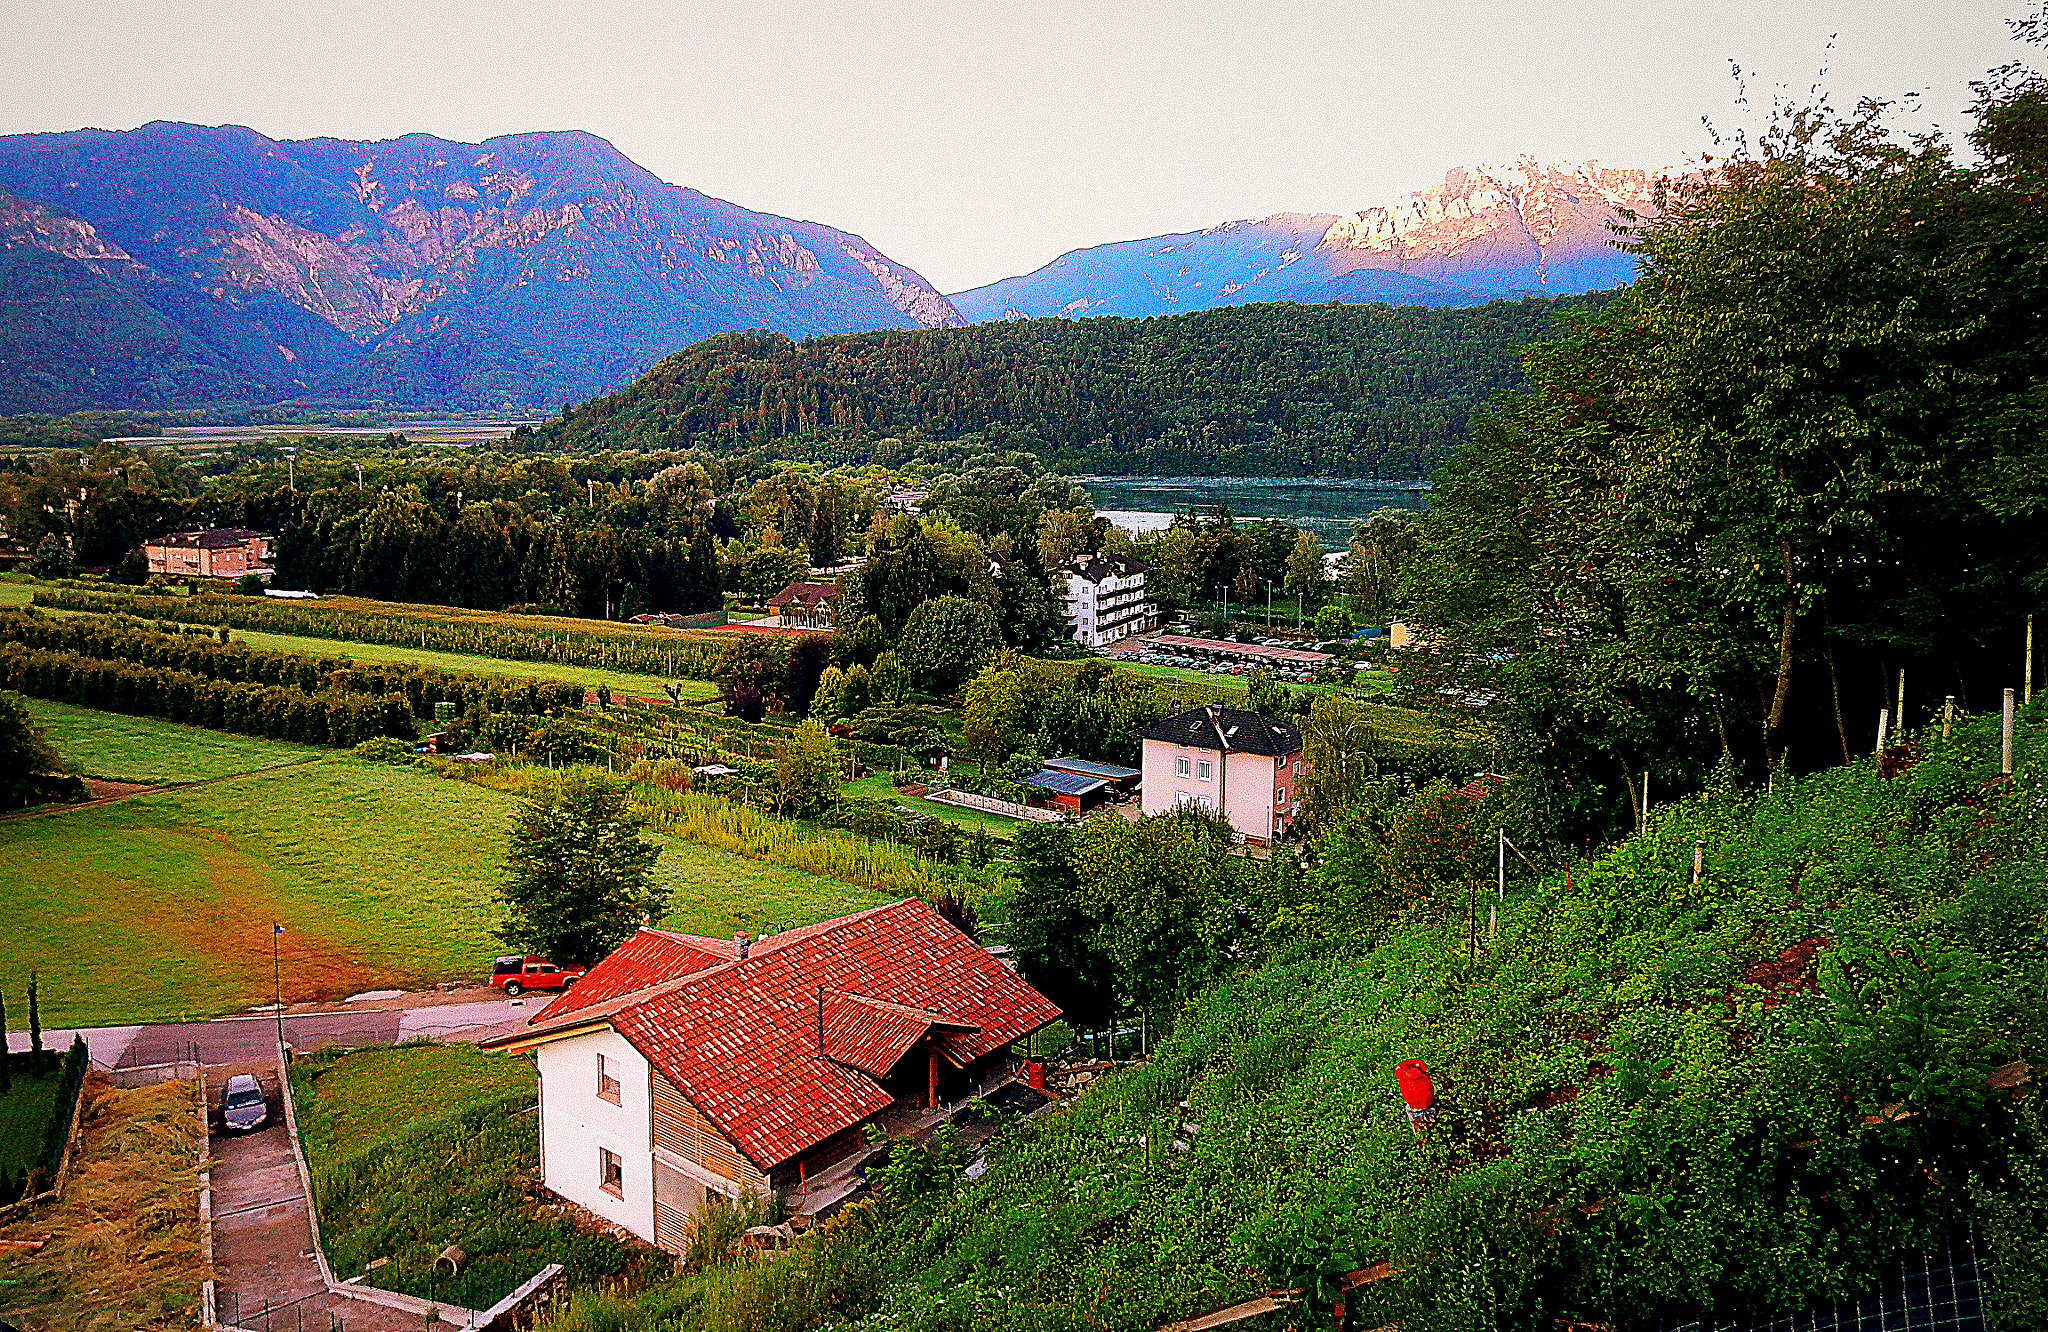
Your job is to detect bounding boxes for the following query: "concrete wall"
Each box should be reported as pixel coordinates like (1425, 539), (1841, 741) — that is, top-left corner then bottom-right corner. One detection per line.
(536, 1029), (656, 1244)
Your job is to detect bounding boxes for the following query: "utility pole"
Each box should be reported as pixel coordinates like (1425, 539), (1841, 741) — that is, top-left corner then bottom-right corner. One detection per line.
(283, 448), (297, 492)
(271, 923), (284, 1056)
(1876, 708), (1890, 754)
(354, 462), (364, 490)
(1897, 669), (1906, 736)
(2003, 688), (2017, 776)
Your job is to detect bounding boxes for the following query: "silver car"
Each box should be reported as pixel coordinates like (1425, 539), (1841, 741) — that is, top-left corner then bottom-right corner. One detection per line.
(220, 1073), (269, 1132)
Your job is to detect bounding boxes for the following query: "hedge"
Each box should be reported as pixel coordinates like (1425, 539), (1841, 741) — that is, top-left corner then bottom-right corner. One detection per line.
(0, 644), (415, 747)
(0, 608), (582, 718)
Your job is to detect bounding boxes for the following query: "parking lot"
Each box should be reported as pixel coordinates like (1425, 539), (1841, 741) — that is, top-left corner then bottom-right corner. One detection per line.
(1100, 631), (1332, 684)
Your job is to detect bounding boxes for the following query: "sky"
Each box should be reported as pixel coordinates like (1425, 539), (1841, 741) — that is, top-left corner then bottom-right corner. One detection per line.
(1, 0), (2032, 293)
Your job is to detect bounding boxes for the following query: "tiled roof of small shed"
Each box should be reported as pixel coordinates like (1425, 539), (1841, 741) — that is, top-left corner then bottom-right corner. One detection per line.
(507, 899), (1059, 1169)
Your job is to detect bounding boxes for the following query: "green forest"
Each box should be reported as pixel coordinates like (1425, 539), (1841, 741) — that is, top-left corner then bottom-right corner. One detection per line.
(537, 295), (1616, 479)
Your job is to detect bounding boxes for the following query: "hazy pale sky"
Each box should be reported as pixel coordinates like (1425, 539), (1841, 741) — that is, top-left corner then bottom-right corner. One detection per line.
(2, 0), (2030, 292)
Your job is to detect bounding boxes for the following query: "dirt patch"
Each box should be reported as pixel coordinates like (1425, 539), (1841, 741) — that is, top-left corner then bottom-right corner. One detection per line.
(148, 840), (392, 1008)
(83, 779), (157, 801)
(1741, 935), (1831, 1004)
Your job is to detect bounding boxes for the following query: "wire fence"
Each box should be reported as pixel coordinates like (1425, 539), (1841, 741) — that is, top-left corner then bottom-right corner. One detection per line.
(216, 1289), (348, 1332)
(1664, 1230), (1991, 1332)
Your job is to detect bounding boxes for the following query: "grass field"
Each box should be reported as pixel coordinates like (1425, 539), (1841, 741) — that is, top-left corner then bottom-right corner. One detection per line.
(3, 703), (888, 1026)
(295, 1042), (535, 1158)
(21, 697), (323, 783)
(840, 774), (1024, 837)
(0, 1071), (62, 1178)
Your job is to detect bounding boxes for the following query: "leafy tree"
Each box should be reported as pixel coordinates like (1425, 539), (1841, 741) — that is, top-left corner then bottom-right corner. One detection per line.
(990, 538), (1065, 654)
(0, 690), (67, 812)
(782, 634), (833, 717)
(1313, 604), (1354, 638)
(114, 547), (150, 585)
(495, 771), (667, 966)
(1295, 691), (1378, 834)
(899, 596), (999, 694)
(26, 535), (70, 580)
(810, 666), (851, 722)
(1007, 822), (1116, 1032)
(1341, 508), (1418, 614)
(1282, 529), (1327, 607)
(776, 719), (841, 818)
(841, 662), (873, 716)
(870, 650), (908, 704)
(1068, 806), (1247, 1023)
(960, 666), (1025, 770)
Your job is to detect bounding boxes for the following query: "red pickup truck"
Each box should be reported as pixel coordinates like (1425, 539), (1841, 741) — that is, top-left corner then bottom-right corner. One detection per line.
(490, 956), (586, 997)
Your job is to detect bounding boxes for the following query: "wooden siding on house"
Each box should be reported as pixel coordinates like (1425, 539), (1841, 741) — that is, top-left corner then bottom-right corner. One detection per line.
(652, 1068), (769, 1192)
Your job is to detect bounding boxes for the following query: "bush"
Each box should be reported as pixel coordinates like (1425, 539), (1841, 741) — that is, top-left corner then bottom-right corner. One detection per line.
(352, 736), (421, 764)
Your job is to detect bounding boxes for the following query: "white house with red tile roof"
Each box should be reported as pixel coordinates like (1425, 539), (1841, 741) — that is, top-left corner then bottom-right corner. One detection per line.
(480, 898), (1059, 1252)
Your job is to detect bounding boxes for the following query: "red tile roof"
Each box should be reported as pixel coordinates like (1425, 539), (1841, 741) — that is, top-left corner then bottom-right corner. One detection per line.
(532, 928), (733, 1023)
(497, 899), (1060, 1169)
(766, 582), (839, 607)
(820, 989), (977, 1078)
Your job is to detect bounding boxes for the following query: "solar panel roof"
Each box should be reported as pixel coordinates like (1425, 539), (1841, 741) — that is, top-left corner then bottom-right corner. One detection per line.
(1043, 757), (1141, 780)
(1022, 769), (1110, 796)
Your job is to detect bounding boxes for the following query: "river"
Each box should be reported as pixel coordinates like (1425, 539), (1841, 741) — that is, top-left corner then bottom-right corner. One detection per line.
(1075, 476), (1426, 550)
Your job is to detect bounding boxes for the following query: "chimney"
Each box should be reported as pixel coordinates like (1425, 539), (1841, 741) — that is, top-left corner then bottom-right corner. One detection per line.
(733, 932), (751, 959)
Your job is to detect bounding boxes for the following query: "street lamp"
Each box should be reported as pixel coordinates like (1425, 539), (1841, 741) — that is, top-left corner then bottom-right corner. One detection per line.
(271, 922), (285, 1055)
(282, 447), (298, 493)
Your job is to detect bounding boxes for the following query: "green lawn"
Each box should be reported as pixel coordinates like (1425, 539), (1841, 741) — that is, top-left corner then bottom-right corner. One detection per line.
(21, 697), (323, 783)
(2, 705), (887, 1026)
(647, 830), (891, 938)
(840, 774), (1023, 837)
(0, 1071), (62, 1178)
(295, 1043), (536, 1159)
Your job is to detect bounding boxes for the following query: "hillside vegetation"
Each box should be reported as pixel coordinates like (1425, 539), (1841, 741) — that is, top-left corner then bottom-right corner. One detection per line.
(540, 295), (1618, 480)
(571, 706), (2048, 1332)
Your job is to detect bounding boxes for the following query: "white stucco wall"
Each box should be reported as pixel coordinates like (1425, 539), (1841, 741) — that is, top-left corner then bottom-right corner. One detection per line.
(536, 1028), (655, 1243)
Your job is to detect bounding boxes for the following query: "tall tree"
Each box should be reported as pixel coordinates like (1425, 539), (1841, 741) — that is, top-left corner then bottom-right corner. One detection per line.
(776, 720), (842, 817)
(495, 773), (666, 966)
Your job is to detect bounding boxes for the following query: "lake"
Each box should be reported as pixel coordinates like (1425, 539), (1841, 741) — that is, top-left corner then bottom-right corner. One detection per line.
(1076, 476), (1427, 549)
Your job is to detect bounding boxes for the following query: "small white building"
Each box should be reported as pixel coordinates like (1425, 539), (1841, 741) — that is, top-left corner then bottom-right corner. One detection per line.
(1057, 553), (1156, 648)
(481, 900), (1059, 1252)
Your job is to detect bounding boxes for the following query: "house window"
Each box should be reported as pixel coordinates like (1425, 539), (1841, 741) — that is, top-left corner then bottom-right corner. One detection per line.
(1197, 760), (1212, 781)
(1175, 757), (1190, 777)
(1293, 761), (1301, 776)
(597, 1053), (622, 1104)
(1196, 794), (1213, 813)
(599, 1147), (624, 1197)
(1276, 788), (1287, 805)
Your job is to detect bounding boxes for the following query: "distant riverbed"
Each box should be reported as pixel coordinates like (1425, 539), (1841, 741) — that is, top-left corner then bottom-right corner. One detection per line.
(1075, 476), (1426, 549)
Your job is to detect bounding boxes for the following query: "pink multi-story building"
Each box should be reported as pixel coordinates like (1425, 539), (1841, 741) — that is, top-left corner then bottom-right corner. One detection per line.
(1137, 704), (1305, 846)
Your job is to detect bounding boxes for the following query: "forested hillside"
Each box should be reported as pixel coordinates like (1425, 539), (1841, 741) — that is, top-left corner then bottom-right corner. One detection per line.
(540, 294), (1616, 479)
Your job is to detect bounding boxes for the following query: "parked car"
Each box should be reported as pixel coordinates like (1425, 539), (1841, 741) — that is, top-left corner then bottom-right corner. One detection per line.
(219, 1073), (269, 1133)
(490, 956), (587, 997)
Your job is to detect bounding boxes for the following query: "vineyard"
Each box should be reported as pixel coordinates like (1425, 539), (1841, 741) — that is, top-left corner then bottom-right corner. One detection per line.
(27, 588), (756, 683)
(0, 608), (581, 749)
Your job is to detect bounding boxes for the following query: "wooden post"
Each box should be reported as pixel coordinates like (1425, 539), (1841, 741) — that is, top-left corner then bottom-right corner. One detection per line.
(2003, 689), (2016, 776)
(1640, 771), (1650, 832)
(1897, 668), (1906, 735)
(1693, 838), (1704, 884)
(2030, 615), (2036, 705)
(1875, 708), (1889, 754)
(1943, 695), (1955, 740)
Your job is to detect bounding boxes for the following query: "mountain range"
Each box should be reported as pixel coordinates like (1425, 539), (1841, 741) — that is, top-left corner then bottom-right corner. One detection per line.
(948, 160), (1662, 321)
(0, 122), (962, 413)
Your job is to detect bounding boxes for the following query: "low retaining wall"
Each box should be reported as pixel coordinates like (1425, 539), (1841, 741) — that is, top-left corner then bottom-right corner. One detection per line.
(198, 1070), (216, 1329)
(277, 1034), (558, 1329)
(927, 788), (1062, 823)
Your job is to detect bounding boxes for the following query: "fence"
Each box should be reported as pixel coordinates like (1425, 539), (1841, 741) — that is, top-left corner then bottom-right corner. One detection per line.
(927, 788), (1062, 823)
(104, 1039), (201, 1086)
(216, 1290), (349, 1332)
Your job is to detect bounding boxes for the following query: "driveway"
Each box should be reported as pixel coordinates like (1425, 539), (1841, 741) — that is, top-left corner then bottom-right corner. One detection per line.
(206, 1064), (428, 1332)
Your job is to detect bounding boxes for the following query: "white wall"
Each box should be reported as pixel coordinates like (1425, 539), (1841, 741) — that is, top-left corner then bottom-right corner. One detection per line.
(536, 1028), (655, 1243)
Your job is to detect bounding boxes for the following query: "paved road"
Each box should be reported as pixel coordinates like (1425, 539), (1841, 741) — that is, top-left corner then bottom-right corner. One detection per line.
(5, 994), (537, 1067)
(208, 1070), (440, 1332)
